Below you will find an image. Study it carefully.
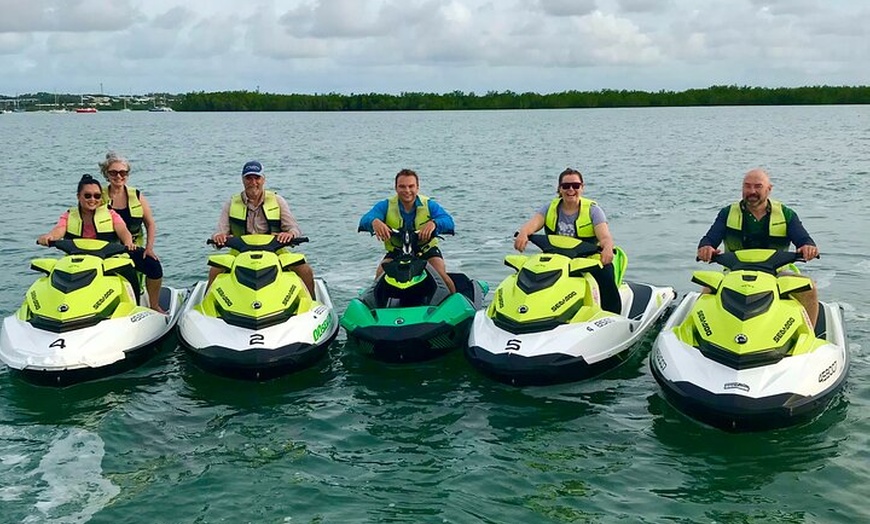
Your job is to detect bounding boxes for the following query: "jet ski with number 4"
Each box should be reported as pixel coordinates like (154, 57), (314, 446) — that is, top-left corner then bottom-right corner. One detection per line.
(0, 239), (185, 386)
(340, 228), (488, 362)
(466, 234), (675, 385)
(178, 234), (338, 380)
(650, 249), (848, 431)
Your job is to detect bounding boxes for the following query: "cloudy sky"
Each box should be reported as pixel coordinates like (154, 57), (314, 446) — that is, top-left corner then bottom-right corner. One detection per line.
(0, 0), (867, 96)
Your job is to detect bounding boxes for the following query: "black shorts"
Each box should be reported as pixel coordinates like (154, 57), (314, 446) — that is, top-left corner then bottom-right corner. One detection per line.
(383, 246), (443, 261)
(129, 247), (163, 279)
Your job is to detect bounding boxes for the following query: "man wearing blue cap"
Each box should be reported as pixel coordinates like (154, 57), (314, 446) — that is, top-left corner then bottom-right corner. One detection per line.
(209, 160), (315, 296)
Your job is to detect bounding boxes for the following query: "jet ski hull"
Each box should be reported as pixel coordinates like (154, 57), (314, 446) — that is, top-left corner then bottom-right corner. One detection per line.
(0, 286), (185, 387)
(468, 281), (675, 385)
(651, 293), (848, 431)
(179, 279), (338, 380)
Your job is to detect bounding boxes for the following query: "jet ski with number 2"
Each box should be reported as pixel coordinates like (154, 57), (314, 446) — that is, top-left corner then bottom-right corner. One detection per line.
(178, 234), (338, 380)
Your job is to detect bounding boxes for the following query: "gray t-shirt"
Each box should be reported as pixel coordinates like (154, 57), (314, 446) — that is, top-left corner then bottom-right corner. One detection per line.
(536, 202), (607, 237)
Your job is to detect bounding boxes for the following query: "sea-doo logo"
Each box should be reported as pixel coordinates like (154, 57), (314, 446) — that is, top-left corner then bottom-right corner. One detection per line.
(252, 301), (262, 310)
(773, 317), (795, 343)
(724, 382), (750, 392)
(58, 304), (69, 313)
(653, 350), (667, 371)
(818, 361), (837, 383)
(283, 285), (298, 306)
(395, 318), (405, 325)
(697, 310), (713, 336)
(31, 291), (41, 311)
(505, 339), (522, 352)
(313, 316), (332, 341)
(92, 289), (115, 310)
(497, 289), (504, 310)
(735, 334), (748, 344)
(594, 317), (615, 328)
(130, 311), (151, 323)
(517, 305), (528, 314)
(216, 287), (233, 306)
(551, 291), (577, 312)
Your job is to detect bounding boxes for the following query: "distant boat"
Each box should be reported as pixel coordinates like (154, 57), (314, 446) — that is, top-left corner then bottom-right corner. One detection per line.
(75, 107), (98, 113)
(148, 106), (174, 112)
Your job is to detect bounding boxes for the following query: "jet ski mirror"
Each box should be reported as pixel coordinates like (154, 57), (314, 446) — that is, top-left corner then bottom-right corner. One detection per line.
(504, 254), (527, 272)
(691, 271), (724, 291)
(30, 258), (57, 276)
(777, 275), (814, 297)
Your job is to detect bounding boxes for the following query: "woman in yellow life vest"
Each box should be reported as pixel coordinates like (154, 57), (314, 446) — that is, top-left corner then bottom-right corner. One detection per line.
(514, 168), (622, 314)
(37, 174), (163, 310)
(99, 152), (165, 311)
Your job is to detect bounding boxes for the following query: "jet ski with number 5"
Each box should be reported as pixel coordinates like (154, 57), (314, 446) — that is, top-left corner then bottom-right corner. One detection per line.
(178, 234), (338, 380)
(650, 249), (848, 431)
(0, 239), (185, 386)
(466, 234), (675, 385)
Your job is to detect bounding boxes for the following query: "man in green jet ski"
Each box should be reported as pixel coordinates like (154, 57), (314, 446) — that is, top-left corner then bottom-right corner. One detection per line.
(209, 160), (315, 297)
(697, 168), (820, 327)
(358, 168), (457, 294)
(513, 167), (622, 314)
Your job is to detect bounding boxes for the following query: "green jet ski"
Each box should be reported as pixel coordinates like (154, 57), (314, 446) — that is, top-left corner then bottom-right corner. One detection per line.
(340, 228), (488, 362)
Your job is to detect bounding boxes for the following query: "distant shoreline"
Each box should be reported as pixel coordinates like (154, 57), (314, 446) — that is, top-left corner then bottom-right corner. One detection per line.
(2, 85), (868, 112)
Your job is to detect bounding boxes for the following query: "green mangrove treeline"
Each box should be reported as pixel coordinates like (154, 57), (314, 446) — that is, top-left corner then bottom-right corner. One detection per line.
(176, 85), (870, 112)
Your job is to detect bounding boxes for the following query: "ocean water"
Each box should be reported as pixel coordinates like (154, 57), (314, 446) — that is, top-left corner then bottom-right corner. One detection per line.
(0, 106), (868, 522)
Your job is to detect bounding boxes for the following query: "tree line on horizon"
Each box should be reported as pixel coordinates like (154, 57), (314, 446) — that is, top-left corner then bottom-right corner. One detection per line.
(174, 85), (870, 112)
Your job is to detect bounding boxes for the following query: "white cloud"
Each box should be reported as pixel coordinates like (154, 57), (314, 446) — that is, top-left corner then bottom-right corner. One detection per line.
(0, 0), (867, 95)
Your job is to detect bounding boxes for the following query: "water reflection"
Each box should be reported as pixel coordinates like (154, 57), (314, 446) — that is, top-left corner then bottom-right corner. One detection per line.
(648, 391), (849, 503)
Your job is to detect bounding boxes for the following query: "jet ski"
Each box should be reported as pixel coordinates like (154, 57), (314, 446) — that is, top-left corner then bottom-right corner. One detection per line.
(178, 234), (338, 380)
(466, 234), (675, 385)
(0, 239), (185, 386)
(340, 228), (488, 362)
(650, 249), (848, 431)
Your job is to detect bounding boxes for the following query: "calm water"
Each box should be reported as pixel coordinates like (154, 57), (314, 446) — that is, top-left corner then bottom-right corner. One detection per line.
(0, 107), (868, 523)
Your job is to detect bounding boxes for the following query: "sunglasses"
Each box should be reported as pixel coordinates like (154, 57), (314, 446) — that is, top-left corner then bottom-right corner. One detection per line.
(107, 170), (129, 177)
(81, 192), (102, 200)
(560, 182), (583, 190)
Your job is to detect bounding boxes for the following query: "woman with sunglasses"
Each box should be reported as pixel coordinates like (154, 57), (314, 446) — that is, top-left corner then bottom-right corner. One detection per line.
(513, 167), (622, 314)
(37, 174), (164, 311)
(99, 152), (164, 311)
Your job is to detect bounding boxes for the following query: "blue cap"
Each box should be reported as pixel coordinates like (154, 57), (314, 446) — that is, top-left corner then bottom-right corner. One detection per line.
(241, 160), (263, 177)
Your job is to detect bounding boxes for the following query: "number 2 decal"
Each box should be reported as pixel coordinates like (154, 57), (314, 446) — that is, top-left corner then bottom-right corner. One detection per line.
(249, 334), (265, 346)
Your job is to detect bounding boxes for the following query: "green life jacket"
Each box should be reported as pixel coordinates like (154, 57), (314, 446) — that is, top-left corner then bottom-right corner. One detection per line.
(724, 199), (789, 251)
(229, 191), (281, 237)
(102, 186), (144, 246)
(544, 197), (597, 242)
(384, 195), (437, 251)
(64, 205), (118, 242)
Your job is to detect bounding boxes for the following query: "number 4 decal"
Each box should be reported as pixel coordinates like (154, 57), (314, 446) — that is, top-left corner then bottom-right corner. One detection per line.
(49, 338), (66, 349)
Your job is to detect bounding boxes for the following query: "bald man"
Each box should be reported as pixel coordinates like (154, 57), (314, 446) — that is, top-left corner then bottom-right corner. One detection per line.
(696, 168), (819, 327)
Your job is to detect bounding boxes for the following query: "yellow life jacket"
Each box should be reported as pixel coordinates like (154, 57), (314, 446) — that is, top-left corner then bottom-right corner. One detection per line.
(384, 195), (437, 251)
(229, 191), (282, 237)
(544, 197), (597, 242)
(64, 205), (118, 242)
(102, 186), (144, 246)
(724, 199), (789, 251)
